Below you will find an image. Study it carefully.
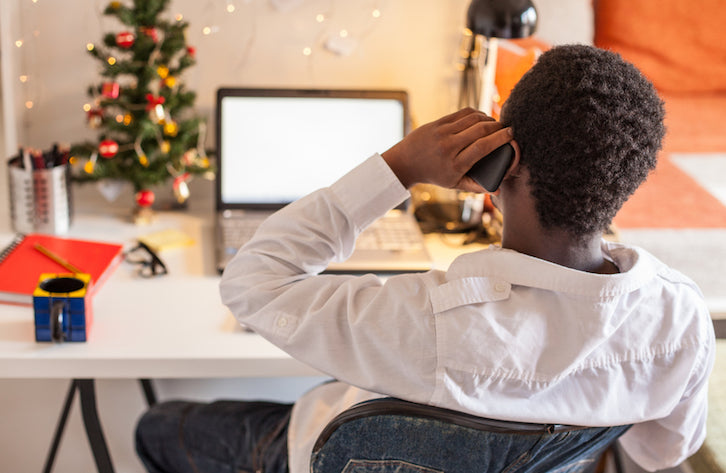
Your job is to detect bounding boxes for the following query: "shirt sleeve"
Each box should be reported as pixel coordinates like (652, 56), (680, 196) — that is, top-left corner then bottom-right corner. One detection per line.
(617, 311), (716, 471)
(219, 154), (443, 403)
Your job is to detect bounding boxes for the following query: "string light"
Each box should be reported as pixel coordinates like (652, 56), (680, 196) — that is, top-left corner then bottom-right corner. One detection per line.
(25, 101), (34, 109)
(86, 43), (95, 51)
(226, 4), (236, 13)
(372, 9), (381, 18)
(303, 47), (312, 56)
(316, 13), (325, 23)
(339, 29), (349, 38)
(107, 56), (117, 65)
(15, 39), (24, 48)
(19, 75), (29, 83)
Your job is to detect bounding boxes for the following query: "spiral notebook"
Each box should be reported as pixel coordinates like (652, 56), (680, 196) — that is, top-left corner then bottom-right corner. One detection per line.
(0, 233), (124, 305)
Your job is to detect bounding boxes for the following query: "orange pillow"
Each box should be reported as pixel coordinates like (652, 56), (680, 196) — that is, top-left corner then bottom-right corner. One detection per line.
(493, 37), (550, 118)
(593, 0), (726, 94)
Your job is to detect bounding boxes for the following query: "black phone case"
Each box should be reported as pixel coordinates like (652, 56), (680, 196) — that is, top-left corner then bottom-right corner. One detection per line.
(465, 143), (514, 192)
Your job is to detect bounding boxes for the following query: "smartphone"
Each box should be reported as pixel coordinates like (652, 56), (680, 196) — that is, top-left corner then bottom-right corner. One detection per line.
(465, 143), (514, 192)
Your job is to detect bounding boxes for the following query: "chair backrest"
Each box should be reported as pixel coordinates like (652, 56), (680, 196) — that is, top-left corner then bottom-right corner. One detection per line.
(311, 398), (630, 473)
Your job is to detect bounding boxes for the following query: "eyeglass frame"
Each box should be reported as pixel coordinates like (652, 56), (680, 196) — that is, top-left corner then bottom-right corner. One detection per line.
(124, 241), (168, 277)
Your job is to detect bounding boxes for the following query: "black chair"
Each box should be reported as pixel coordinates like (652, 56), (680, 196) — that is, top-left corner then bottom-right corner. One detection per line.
(311, 398), (630, 473)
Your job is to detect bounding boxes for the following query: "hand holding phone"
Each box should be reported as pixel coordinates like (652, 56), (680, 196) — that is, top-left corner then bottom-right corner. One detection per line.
(465, 143), (515, 192)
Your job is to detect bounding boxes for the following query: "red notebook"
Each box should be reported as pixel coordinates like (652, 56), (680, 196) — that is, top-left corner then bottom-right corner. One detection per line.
(0, 233), (124, 305)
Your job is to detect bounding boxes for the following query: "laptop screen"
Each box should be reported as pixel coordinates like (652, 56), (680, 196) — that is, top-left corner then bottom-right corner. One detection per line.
(215, 88), (409, 209)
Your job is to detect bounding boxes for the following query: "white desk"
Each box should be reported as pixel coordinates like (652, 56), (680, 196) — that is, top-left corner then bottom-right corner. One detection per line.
(0, 208), (322, 381)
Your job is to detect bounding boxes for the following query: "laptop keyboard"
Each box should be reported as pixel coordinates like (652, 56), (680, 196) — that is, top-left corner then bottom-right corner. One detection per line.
(221, 212), (270, 254)
(356, 213), (425, 251)
(221, 211), (424, 254)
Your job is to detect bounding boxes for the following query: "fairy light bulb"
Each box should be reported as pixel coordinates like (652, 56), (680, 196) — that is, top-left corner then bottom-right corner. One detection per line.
(316, 13), (325, 22)
(226, 3), (236, 13)
(15, 39), (23, 48)
(303, 47), (312, 56)
(107, 56), (116, 65)
(339, 29), (348, 38)
(83, 103), (92, 112)
(372, 9), (381, 18)
(19, 75), (28, 83)
(86, 43), (95, 51)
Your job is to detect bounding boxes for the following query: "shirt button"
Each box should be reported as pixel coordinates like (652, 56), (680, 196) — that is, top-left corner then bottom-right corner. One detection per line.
(277, 317), (288, 328)
(494, 282), (507, 292)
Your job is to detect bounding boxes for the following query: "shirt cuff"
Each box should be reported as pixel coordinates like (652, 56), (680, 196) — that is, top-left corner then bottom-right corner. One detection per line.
(330, 153), (410, 231)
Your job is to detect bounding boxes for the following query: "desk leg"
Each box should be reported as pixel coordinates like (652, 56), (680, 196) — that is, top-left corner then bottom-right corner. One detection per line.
(42, 378), (153, 473)
(76, 379), (115, 473)
(43, 380), (78, 473)
(139, 378), (157, 407)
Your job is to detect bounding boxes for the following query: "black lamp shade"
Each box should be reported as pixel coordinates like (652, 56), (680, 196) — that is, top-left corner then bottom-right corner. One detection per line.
(466, 0), (538, 38)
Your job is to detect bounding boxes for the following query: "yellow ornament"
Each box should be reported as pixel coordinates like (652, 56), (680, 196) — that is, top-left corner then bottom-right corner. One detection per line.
(161, 141), (171, 154)
(163, 121), (178, 137)
(157, 65), (169, 79)
(138, 154), (149, 167)
(84, 160), (95, 174)
(163, 76), (177, 88)
(123, 114), (133, 125)
(200, 157), (210, 168)
(109, 1), (121, 10)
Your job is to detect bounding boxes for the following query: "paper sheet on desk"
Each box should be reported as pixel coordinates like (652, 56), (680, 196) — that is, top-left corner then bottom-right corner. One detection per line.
(138, 228), (195, 252)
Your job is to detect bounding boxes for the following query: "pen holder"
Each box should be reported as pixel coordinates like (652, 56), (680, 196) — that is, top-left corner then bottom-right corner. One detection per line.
(33, 273), (93, 343)
(8, 162), (72, 234)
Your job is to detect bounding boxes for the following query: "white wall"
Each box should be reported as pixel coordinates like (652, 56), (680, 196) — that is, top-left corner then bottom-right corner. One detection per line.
(0, 1), (592, 472)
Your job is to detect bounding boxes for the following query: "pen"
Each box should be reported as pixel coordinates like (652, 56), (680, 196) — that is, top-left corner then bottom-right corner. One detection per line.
(34, 243), (84, 274)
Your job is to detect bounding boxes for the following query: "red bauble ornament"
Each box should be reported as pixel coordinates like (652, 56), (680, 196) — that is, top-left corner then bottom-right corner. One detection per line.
(101, 82), (120, 99)
(116, 31), (135, 48)
(186, 46), (196, 58)
(135, 190), (155, 208)
(99, 139), (119, 158)
(140, 26), (159, 43)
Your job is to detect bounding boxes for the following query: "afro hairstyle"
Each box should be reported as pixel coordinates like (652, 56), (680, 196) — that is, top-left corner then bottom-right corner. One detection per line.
(500, 44), (665, 239)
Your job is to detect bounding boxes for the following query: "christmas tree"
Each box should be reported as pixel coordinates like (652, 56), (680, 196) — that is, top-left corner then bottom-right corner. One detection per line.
(71, 0), (211, 212)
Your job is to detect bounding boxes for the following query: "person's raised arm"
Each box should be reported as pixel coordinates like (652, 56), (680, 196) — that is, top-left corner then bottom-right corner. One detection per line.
(382, 107), (513, 192)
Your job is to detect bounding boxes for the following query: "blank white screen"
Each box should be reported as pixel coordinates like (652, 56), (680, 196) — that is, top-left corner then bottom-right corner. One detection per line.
(220, 95), (405, 204)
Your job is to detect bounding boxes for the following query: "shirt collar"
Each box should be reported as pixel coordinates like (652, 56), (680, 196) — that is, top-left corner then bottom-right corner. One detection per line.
(444, 240), (661, 300)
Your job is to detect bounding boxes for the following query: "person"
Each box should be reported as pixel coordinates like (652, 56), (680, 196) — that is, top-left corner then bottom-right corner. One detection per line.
(135, 45), (715, 473)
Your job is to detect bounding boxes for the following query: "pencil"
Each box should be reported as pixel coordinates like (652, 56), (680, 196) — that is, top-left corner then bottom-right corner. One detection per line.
(34, 243), (84, 274)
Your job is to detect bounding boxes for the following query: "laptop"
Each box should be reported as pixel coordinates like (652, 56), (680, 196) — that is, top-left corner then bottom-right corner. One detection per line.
(214, 87), (432, 274)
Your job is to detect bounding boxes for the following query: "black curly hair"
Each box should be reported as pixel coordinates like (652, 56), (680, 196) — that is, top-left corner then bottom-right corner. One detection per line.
(500, 44), (665, 239)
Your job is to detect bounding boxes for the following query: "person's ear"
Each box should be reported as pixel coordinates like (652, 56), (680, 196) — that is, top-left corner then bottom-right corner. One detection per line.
(490, 139), (521, 196)
(504, 139), (521, 178)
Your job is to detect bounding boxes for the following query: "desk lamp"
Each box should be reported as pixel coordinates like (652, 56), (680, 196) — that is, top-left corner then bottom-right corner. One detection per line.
(459, 0), (538, 114)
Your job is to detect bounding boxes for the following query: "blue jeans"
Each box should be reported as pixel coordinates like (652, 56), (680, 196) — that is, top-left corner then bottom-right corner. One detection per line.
(135, 400), (291, 473)
(310, 399), (630, 473)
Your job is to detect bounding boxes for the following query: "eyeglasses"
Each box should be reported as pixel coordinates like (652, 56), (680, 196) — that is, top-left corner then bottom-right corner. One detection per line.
(124, 241), (168, 277)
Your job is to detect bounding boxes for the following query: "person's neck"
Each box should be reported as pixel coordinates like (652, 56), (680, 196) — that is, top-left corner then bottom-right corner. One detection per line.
(501, 225), (618, 274)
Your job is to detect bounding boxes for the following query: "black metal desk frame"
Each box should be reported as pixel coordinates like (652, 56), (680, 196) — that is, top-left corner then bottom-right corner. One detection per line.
(42, 378), (157, 473)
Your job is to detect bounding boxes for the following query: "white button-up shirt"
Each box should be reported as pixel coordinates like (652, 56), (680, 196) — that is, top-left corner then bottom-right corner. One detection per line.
(220, 154), (715, 473)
